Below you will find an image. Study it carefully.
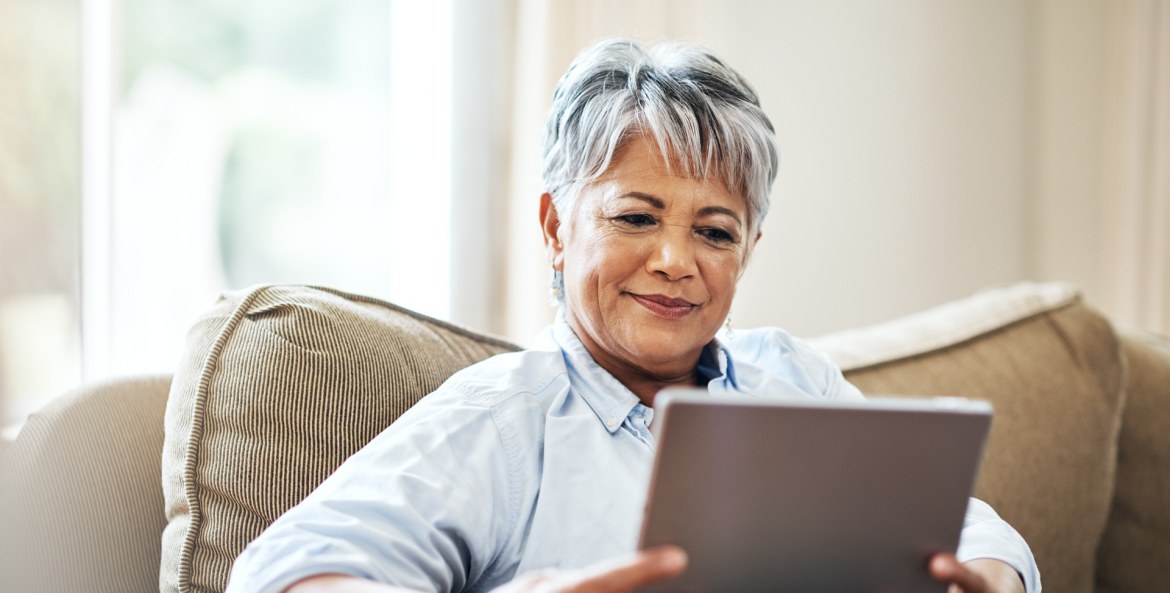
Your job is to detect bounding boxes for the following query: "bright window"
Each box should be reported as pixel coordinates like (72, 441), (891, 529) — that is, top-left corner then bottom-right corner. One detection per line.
(0, 0), (82, 430)
(2, 0), (456, 428)
(92, 0), (455, 378)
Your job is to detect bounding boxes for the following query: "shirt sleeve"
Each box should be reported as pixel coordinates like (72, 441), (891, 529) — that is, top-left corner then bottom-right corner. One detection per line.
(224, 388), (527, 593)
(956, 498), (1043, 592)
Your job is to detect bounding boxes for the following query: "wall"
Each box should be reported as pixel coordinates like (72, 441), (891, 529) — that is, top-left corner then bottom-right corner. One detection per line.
(1030, 0), (1109, 323)
(702, 0), (1034, 336)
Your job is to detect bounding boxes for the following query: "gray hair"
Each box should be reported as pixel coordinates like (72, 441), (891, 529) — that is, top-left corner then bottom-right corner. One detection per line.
(541, 38), (779, 232)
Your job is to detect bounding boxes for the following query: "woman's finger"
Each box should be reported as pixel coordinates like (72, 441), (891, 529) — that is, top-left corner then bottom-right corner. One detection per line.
(929, 553), (989, 593)
(571, 546), (688, 593)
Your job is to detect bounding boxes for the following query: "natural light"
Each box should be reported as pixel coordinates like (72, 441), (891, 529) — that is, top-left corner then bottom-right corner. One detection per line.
(89, 0), (454, 381)
(4, 0), (455, 427)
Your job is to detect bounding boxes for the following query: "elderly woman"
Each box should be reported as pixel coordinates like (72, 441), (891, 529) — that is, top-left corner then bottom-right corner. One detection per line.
(227, 39), (1041, 593)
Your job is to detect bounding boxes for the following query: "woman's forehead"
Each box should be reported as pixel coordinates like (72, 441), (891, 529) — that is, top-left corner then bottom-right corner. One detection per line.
(602, 137), (735, 190)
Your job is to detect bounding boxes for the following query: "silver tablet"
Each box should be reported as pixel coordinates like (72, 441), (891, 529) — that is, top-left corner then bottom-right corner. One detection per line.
(637, 389), (992, 593)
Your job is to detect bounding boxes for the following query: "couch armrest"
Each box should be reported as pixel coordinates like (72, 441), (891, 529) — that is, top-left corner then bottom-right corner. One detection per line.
(0, 374), (172, 593)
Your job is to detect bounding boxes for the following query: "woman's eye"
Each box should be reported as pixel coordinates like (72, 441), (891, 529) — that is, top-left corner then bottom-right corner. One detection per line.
(617, 214), (655, 227)
(699, 228), (735, 243)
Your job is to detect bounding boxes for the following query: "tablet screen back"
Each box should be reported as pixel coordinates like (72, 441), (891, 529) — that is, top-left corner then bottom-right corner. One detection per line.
(637, 390), (992, 593)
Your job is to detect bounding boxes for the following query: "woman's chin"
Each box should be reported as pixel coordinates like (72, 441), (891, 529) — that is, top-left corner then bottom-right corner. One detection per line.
(572, 306), (722, 374)
(631, 313), (721, 350)
(619, 332), (709, 373)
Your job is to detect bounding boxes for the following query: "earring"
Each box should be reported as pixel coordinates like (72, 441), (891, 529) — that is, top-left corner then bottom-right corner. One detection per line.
(548, 269), (564, 308)
(724, 315), (735, 339)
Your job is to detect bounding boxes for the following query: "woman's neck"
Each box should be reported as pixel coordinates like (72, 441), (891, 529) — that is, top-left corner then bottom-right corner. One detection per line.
(620, 371), (701, 408)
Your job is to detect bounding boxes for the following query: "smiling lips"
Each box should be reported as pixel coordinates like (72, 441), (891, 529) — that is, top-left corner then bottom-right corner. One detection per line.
(630, 293), (697, 320)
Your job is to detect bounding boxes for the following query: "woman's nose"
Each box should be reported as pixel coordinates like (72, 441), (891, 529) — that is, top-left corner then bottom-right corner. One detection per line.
(647, 231), (698, 281)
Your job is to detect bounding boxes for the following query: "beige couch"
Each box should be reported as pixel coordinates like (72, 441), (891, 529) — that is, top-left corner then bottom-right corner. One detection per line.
(2, 281), (1167, 593)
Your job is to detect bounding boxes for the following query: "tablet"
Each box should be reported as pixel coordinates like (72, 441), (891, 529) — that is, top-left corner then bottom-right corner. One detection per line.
(637, 389), (992, 593)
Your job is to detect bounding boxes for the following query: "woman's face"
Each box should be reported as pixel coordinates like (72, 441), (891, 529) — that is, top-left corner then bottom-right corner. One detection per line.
(541, 134), (758, 389)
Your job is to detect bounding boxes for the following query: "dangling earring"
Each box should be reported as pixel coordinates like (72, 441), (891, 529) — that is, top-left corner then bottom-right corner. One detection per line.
(548, 269), (564, 308)
(724, 315), (735, 339)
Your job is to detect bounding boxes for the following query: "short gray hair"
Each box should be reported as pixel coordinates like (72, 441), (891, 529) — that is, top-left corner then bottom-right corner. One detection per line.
(541, 38), (779, 231)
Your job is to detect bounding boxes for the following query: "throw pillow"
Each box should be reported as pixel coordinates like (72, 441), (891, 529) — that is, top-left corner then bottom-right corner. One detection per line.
(160, 285), (520, 593)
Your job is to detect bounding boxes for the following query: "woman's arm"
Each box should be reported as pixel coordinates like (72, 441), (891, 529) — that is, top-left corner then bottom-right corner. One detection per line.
(283, 547), (688, 593)
(285, 574), (420, 593)
(226, 392), (530, 593)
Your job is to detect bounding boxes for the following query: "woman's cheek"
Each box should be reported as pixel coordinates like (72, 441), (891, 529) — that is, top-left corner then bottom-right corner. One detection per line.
(705, 251), (744, 281)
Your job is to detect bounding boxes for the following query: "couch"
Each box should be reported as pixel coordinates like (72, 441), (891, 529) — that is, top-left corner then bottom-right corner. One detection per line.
(2, 281), (1167, 593)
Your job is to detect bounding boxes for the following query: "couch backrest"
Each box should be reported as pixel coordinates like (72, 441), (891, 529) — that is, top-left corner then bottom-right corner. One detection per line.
(813, 282), (1125, 593)
(0, 374), (172, 593)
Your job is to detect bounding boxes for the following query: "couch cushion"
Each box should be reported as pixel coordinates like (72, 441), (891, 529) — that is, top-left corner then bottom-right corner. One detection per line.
(1095, 331), (1170, 593)
(811, 282), (1124, 593)
(160, 285), (520, 593)
(0, 374), (172, 593)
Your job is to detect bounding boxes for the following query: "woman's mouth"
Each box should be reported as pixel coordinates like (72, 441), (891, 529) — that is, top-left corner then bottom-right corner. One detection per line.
(630, 293), (697, 320)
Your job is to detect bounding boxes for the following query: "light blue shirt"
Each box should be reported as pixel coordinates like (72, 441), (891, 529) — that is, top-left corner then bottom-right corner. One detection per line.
(227, 316), (1041, 593)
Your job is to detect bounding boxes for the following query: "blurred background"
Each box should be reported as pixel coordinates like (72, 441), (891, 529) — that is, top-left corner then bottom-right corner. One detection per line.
(1, 0), (1167, 430)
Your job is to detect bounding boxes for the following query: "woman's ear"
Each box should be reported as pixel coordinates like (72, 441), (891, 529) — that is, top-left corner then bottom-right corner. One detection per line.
(740, 229), (763, 274)
(539, 193), (565, 270)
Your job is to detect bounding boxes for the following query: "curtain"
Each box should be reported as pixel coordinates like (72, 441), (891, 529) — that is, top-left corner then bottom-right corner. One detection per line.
(1103, 0), (1170, 334)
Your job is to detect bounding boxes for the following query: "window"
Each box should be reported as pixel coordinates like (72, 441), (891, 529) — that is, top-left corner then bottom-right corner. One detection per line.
(0, 0), (82, 430)
(2, 0), (457, 429)
(96, 0), (455, 377)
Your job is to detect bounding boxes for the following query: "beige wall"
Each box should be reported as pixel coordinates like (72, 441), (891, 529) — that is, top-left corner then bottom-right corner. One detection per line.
(1031, 0), (1110, 323)
(499, 0), (1124, 342)
(702, 0), (1034, 336)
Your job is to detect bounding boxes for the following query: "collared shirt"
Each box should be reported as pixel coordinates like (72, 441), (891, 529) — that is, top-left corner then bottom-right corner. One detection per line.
(227, 316), (1042, 593)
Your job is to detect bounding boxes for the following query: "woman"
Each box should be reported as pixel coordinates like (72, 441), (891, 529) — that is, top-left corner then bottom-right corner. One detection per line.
(227, 39), (1040, 593)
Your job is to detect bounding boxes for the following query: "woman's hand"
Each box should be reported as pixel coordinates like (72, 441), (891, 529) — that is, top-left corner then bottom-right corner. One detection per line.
(490, 546), (688, 593)
(929, 553), (1026, 593)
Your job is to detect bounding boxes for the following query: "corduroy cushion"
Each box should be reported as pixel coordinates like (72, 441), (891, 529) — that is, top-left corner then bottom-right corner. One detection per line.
(159, 285), (520, 593)
(812, 283), (1125, 593)
(1095, 332), (1170, 592)
(0, 374), (172, 593)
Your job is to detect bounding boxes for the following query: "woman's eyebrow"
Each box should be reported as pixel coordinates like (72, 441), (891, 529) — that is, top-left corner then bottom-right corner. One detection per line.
(616, 192), (665, 209)
(697, 205), (743, 224)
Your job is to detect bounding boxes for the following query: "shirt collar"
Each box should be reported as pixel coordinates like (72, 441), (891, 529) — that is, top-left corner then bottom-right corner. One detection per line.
(547, 313), (641, 434)
(704, 330), (741, 394)
(540, 312), (741, 433)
